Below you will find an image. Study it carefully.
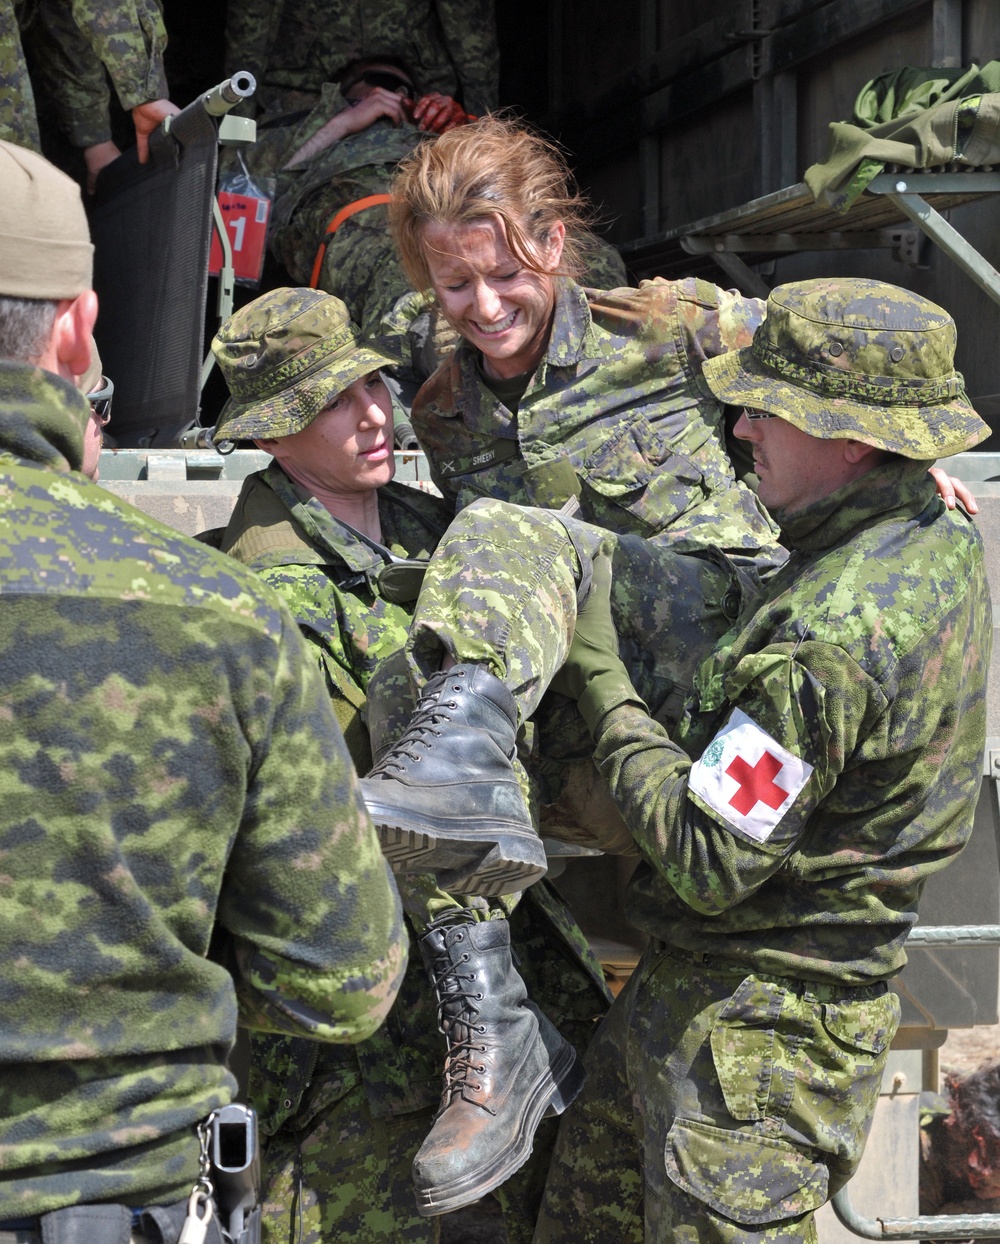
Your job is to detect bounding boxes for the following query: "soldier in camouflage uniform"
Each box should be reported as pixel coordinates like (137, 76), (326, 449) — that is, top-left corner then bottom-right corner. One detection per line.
(225, 0), (499, 121)
(0, 143), (405, 1241)
(1, 0), (176, 177)
(209, 287), (611, 1241)
(366, 277), (991, 1242)
(240, 59), (432, 351)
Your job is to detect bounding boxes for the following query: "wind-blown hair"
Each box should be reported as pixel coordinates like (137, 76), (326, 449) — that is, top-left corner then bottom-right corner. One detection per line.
(389, 114), (597, 289)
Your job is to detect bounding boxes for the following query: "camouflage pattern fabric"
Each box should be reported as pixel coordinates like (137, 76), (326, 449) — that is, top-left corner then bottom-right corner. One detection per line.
(604, 458), (991, 983)
(0, 0), (41, 149)
(412, 276), (782, 566)
(69, 0), (168, 111)
(532, 457), (989, 1240)
(23, 0), (115, 147)
(250, 886), (610, 1244)
(377, 454), (988, 1236)
(534, 947), (900, 1243)
(1, 0), (167, 154)
(361, 497), (773, 854)
(702, 277), (988, 459)
(219, 463), (611, 1243)
(225, 0), (499, 119)
(0, 362), (406, 1215)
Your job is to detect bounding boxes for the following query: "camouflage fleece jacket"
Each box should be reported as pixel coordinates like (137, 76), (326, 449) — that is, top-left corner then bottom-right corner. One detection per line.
(594, 458), (991, 984)
(411, 276), (780, 566)
(0, 364), (405, 1214)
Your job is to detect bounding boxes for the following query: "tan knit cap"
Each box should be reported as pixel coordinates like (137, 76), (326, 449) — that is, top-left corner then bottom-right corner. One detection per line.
(0, 142), (94, 299)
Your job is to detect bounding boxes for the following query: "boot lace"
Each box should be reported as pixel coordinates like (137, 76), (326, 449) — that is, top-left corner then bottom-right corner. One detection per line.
(426, 929), (489, 1100)
(368, 671), (466, 775)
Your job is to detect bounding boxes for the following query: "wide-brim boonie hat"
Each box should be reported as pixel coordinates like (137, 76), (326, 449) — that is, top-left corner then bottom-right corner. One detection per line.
(213, 287), (403, 441)
(703, 277), (988, 459)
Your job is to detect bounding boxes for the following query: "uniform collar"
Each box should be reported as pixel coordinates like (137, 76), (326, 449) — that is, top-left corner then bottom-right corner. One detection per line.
(265, 461), (387, 575)
(544, 278), (596, 368)
(775, 457), (938, 554)
(451, 277), (597, 431)
(0, 360), (89, 473)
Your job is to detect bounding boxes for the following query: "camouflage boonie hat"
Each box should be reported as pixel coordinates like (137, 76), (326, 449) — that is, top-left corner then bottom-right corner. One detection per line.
(703, 278), (988, 458)
(212, 287), (403, 440)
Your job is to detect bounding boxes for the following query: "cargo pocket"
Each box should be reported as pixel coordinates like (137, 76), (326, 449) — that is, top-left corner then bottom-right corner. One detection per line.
(709, 975), (788, 1123)
(580, 414), (704, 534)
(665, 1117), (829, 1226)
(821, 990), (898, 1059)
(809, 988), (900, 1186)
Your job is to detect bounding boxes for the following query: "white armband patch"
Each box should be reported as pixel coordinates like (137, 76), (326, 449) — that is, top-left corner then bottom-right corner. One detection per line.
(688, 708), (813, 843)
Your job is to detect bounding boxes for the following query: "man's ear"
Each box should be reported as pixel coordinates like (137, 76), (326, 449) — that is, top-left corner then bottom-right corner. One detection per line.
(254, 437), (279, 452)
(51, 290), (98, 378)
(843, 438), (883, 467)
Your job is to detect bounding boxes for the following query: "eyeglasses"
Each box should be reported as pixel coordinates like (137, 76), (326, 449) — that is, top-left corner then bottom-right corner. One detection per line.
(742, 407), (775, 420)
(87, 374), (114, 427)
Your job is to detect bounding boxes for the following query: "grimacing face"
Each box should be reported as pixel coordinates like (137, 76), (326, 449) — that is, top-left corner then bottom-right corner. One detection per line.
(420, 215), (565, 382)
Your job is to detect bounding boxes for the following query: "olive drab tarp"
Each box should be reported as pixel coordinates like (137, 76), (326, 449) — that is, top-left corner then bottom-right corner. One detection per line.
(805, 62), (1000, 212)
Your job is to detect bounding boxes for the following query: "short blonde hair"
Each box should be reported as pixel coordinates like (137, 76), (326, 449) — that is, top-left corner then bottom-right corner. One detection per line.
(389, 115), (596, 290)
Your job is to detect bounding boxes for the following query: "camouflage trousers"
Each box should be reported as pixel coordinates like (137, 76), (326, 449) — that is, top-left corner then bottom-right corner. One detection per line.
(533, 945), (900, 1244)
(369, 497), (774, 850)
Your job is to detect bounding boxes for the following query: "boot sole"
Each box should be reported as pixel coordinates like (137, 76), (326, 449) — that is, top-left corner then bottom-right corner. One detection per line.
(414, 1041), (585, 1216)
(367, 803), (548, 896)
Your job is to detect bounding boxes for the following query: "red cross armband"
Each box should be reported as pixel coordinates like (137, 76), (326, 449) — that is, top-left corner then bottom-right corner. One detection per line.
(687, 708), (814, 844)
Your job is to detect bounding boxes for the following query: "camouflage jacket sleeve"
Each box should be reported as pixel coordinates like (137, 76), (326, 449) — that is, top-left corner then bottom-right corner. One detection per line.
(70, 0), (168, 111)
(1, 0), (40, 151)
(588, 653), (875, 918)
(222, 603), (407, 1044)
(25, 0), (111, 146)
(433, 0), (499, 114)
(672, 278), (765, 369)
(592, 463), (990, 980)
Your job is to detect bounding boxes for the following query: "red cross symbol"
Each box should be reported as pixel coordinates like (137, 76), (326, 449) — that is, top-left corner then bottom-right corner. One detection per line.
(726, 751), (789, 816)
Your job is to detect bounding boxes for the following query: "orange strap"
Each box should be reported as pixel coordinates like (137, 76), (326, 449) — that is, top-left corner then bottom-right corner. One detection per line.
(309, 193), (393, 288)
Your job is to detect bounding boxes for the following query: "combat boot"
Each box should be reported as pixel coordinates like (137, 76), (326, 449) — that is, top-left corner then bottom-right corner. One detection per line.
(413, 910), (585, 1215)
(361, 664), (547, 896)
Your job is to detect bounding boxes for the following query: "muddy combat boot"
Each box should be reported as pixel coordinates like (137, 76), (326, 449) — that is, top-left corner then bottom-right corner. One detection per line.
(361, 665), (547, 896)
(413, 911), (585, 1216)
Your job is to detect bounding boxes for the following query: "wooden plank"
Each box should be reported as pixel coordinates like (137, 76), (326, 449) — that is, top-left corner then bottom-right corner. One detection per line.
(932, 0), (963, 66)
(764, 0), (929, 75)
